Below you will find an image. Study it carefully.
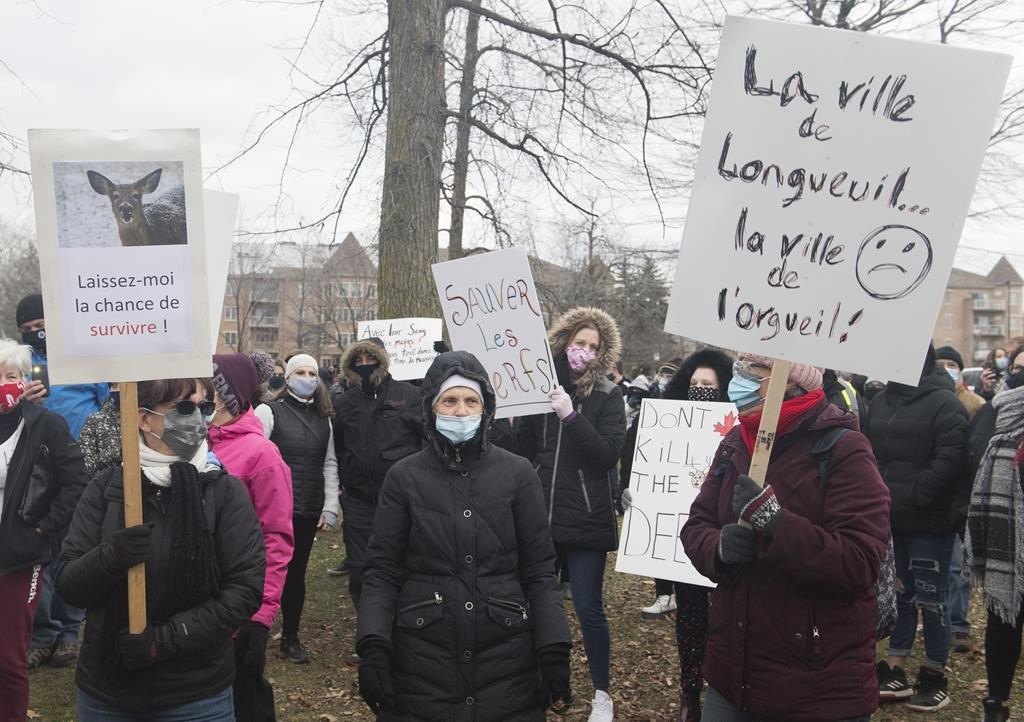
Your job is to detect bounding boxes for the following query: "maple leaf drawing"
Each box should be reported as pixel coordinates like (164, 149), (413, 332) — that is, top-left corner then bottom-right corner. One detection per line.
(714, 411), (737, 437)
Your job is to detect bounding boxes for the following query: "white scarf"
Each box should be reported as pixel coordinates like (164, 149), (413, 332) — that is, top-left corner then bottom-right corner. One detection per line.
(137, 434), (216, 488)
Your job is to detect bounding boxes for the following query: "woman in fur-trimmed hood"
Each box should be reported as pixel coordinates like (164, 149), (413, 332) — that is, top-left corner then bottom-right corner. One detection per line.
(513, 306), (626, 721)
(341, 338), (391, 388)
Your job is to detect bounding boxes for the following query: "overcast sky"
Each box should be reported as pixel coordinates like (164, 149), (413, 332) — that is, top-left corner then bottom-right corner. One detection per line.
(1, 0), (1020, 274)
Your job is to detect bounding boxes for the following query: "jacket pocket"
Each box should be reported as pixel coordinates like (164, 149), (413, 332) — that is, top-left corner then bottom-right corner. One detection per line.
(487, 597), (530, 632)
(577, 470), (592, 513)
(19, 444), (58, 527)
(396, 593), (445, 630)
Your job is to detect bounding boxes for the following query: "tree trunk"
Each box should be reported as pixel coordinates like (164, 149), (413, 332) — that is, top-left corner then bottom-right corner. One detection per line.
(448, 0), (482, 260)
(378, 0), (447, 318)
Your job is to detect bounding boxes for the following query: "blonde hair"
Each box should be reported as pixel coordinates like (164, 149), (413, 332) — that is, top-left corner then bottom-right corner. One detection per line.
(0, 338), (32, 376)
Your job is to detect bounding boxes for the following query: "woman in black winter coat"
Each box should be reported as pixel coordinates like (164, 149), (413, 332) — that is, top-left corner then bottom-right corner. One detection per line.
(514, 306), (625, 722)
(56, 377), (266, 721)
(356, 351), (572, 721)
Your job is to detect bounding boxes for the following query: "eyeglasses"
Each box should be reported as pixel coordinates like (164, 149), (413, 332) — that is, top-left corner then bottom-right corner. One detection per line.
(732, 361), (771, 383)
(144, 399), (216, 417)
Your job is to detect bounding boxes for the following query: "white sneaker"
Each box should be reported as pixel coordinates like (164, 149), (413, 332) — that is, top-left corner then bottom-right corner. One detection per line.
(588, 690), (614, 722)
(640, 593), (676, 619)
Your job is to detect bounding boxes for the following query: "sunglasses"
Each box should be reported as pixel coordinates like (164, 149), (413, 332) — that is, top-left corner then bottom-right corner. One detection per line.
(144, 399), (216, 418)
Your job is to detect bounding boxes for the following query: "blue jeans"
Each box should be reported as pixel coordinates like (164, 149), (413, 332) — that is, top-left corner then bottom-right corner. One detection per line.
(563, 547), (611, 692)
(888, 531), (956, 669)
(77, 686), (234, 721)
(949, 534), (972, 634)
(702, 687), (869, 722)
(31, 563), (84, 649)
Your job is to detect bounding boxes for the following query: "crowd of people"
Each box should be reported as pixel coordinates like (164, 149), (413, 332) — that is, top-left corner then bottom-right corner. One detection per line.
(2, 289), (1024, 722)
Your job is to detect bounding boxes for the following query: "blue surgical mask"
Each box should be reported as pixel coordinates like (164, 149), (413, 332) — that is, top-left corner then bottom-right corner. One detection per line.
(727, 374), (766, 412)
(288, 375), (318, 399)
(436, 413), (482, 445)
(946, 367), (960, 383)
(997, 357), (1010, 371)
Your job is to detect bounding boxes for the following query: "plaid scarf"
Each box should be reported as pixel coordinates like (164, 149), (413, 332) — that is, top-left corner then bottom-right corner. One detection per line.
(966, 385), (1024, 624)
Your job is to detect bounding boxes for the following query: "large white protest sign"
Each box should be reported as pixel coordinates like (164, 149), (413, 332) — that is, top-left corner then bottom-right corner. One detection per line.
(432, 247), (555, 419)
(665, 17), (1011, 385)
(615, 399), (738, 586)
(357, 317), (442, 381)
(204, 190), (239, 349)
(29, 129), (212, 384)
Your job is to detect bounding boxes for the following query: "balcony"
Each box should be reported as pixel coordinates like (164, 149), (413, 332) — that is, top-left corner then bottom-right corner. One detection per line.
(973, 299), (1007, 311)
(249, 315), (279, 328)
(974, 325), (1004, 336)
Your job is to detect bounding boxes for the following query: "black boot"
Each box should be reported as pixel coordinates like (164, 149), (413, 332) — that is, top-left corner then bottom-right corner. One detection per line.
(278, 636), (310, 664)
(679, 688), (701, 722)
(906, 666), (950, 712)
(984, 696), (1010, 722)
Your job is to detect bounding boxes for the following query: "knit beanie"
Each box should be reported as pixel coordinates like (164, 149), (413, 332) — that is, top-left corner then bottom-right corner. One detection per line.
(432, 374), (482, 407)
(16, 294), (44, 326)
(212, 354), (260, 416)
(736, 352), (823, 392)
(934, 345), (964, 371)
(285, 353), (318, 378)
(658, 358), (682, 376)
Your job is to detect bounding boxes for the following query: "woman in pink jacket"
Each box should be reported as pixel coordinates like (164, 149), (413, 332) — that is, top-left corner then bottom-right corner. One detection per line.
(208, 352), (294, 722)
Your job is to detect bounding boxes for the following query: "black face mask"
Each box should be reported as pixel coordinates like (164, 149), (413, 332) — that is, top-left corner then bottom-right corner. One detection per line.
(268, 375), (285, 391)
(1005, 367), (1024, 390)
(355, 363), (380, 384)
(21, 329), (46, 356)
(688, 385), (721, 403)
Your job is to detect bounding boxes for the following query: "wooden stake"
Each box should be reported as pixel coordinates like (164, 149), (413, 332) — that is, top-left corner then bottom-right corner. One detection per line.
(738, 359), (791, 528)
(119, 381), (147, 634)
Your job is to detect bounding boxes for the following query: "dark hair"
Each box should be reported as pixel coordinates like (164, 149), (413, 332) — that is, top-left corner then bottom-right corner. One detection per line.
(196, 377), (215, 401)
(138, 378), (197, 410)
(985, 347), (1008, 367)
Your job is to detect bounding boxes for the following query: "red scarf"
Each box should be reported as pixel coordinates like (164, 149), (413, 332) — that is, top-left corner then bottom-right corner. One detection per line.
(738, 388), (825, 455)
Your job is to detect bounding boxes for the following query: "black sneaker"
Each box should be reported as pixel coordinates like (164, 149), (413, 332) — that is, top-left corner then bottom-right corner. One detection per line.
(906, 666), (950, 712)
(983, 696), (1010, 722)
(278, 637), (310, 664)
(49, 641), (79, 668)
(877, 661), (913, 701)
(327, 559), (350, 577)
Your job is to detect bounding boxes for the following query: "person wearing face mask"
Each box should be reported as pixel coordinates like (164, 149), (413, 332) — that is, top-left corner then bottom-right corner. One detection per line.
(207, 353), (294, 721)
(649, 358), (682, 399)
(513, 307), (625, 722)
(980, 347), (1010, 401)
(681, 353), (890, 722)
(254, 353), (340, 664)
(0, 338), (87, 722)
(333, 337), (422, 663)
(620, 347), (734, 722)
(356, 351), (572, 720)
(55, 376), (265, 721)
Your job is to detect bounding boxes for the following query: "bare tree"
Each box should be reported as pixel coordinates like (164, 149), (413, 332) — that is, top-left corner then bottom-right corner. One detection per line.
(0, 222), (40, 338)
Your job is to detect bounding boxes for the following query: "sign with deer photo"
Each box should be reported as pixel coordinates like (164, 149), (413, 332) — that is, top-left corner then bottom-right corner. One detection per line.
(615, 398), (739, 587)
(663, 17), (1011, 384)
(28, 129), (212, 384)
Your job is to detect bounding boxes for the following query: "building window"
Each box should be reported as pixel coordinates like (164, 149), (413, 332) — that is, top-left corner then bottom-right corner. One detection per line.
(944, 338), (954, 347)
(944, 314), (952, 329)
(1012, 291), (1021, 307)
(368, 284), (377, 299)
(223, 331), (237, 346)
(224, 306), (238, 320)
(944, 290), (951, 305)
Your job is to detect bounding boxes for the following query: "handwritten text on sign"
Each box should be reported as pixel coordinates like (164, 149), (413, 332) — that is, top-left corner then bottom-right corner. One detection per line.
(357, 318), (442, 381)
(615, 399), (738, 587)
(432, 248), (555, 419)
(664, 17), (1011, 385)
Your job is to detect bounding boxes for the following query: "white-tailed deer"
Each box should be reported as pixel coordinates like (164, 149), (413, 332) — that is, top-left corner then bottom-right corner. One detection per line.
(87, 169), (187, 247)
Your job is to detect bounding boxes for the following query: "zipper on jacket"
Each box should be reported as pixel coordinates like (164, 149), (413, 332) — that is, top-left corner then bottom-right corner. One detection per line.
(578, 470), (592, 513)
(398, 592), (444, 614)
(488, 597), (528, 621)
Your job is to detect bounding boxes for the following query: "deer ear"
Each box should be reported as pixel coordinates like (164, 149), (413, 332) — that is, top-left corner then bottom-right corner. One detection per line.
(138, 169), (163, 194)
(87, 170), (113, 195)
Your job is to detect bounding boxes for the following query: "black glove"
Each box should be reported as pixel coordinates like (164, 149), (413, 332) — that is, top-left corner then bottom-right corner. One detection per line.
(433, 340), (449, 353)
(236, 620), (269, 676)
(119, 623), (173, 670)
(538, 643), (572, 710)
(358, 640), (395, 714)
(732, 474), (783, 534)
(104, 523), (154, 573)
(717, 523), (758, 565)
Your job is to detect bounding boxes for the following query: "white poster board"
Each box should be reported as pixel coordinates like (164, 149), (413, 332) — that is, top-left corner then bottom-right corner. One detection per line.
(432, 247), (555, 419)
(664, 17), (1011, 385)
(615, 399), (738, 586)
(29, 129), (212, 384)
(357, 317), (442, 381)
(204, 190), (239, 350)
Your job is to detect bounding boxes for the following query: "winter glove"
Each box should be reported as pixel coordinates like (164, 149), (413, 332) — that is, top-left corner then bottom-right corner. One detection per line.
(433, 340), (450, 353)
(104, 523), (154, 573)
(236, 620), (269, 677)
(538, 643), (573, 710)
(358, 640), (395, 714)
(733, 474), (782, 534)
(119, 623), (174, 670)
(717, 523), (758, 565)
(549, 387), (575, 422)
(620, 488), (634, 512)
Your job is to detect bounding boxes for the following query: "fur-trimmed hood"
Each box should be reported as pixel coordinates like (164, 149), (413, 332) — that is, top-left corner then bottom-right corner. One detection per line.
(548, 306), (621, 400)
(341, 340), (390, 387)
(663, 348), (735, 401)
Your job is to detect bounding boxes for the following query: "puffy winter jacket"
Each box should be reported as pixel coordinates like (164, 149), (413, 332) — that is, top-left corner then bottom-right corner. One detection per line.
(358, 351), (571, 721)
(514, 307), (625, 551)
(863, 366), (969, 533)
(681, 400), (890, 721)
(55, 466), (265, 712)
(264, 395), (334, 519)
(0, 402), (88, 575)
(208, 409), (294, 628)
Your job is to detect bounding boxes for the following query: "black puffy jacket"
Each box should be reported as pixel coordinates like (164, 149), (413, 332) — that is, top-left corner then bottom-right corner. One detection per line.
(357, 351), (571, 722)
(55, 466), (265, 712)
(268, 395), (331, 518)
(863, 366), (969, 534)
(0, 402), (88, 575)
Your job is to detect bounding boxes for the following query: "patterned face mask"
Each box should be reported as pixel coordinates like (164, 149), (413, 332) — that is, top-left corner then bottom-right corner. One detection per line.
(0, 380), (25, 412)
(688, 385), (720, 403)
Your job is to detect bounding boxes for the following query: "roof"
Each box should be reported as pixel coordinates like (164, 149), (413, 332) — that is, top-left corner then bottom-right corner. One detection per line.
(229, 232), (376, 278)
(987, 256), (1024, 285)
(947, 267), (993, 289)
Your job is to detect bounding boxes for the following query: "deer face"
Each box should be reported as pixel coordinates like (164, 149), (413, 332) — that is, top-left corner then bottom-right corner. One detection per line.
(87, 169), (163, 227)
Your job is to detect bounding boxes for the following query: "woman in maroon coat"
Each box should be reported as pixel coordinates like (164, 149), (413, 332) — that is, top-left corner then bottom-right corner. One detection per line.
(680, 354), (890, 722)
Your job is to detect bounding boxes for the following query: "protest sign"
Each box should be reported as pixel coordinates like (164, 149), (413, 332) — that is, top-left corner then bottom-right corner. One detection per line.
(664, 17), (1011, 385)
(29, 128), (212, 384)
(615, 399), (738, 586)
(357, 317), (442, 380)
(204, 190), (239, 349)
(432, 247), (555, 419)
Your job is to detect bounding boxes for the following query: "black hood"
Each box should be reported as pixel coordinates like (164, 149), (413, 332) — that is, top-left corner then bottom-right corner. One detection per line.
(663, 348), (735, 401)
(420, 351), (496, 452)
(887, 364), (955, 400)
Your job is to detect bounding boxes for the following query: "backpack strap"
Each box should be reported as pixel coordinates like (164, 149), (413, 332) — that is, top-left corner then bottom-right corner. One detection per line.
(811, 427), (850, 491)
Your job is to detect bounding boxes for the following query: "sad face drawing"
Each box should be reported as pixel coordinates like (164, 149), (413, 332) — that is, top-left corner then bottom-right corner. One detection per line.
(855, 224), (933, 301)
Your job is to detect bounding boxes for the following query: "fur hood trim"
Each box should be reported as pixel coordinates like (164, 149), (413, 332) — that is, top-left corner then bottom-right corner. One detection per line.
(663, 348), (735, 401)
(341, 340), (390, 386)
(548, 306), (621, 399)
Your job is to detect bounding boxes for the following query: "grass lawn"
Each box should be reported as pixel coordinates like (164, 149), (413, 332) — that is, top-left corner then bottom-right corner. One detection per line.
(28, 526), (1020, 720)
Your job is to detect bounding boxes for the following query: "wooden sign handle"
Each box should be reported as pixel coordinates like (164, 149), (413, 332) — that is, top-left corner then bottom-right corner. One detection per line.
(738, 360), (791, 527)
(119, 381), (147, 634)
